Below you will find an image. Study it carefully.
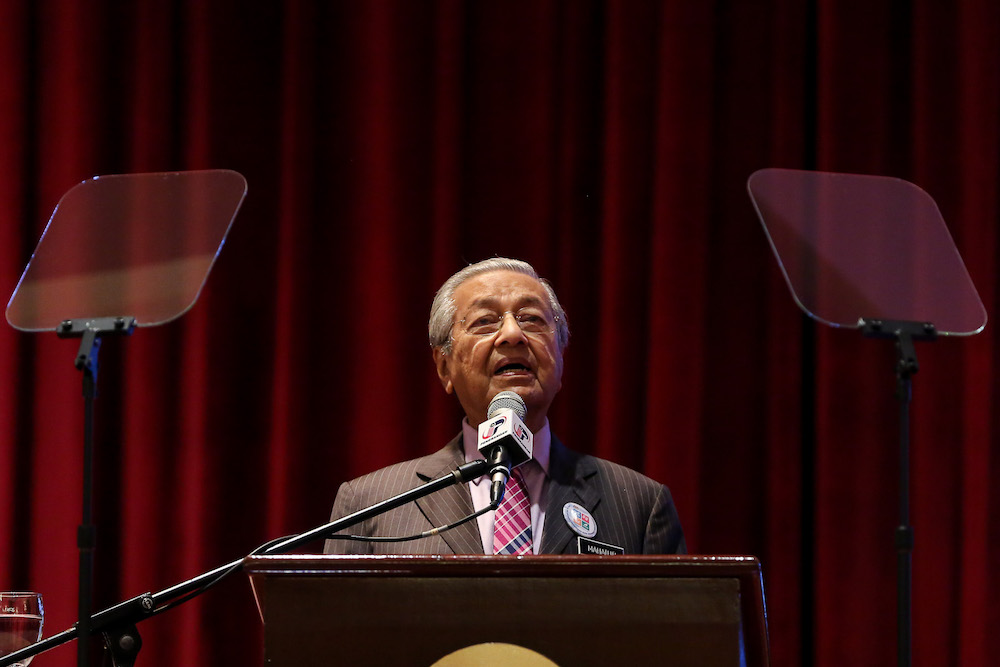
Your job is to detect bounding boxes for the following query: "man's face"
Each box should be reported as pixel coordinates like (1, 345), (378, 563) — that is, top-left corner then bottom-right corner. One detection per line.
(433, 270), (564, 432)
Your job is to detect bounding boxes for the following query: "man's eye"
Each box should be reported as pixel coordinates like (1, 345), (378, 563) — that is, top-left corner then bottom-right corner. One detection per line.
(472, 315), (498, 327)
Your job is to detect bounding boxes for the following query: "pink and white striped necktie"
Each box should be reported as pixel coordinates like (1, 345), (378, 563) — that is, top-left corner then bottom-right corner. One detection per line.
(493, 467), (532, 555)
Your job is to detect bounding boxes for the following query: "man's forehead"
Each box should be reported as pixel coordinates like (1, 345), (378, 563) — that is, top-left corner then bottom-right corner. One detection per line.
(464, 293), (547, 310)
(452, 271), (548, 308)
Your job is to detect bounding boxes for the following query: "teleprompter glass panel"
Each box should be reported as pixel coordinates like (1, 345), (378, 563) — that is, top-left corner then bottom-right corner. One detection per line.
(747, 168), (986, 335)
(6, 170), (247, 331)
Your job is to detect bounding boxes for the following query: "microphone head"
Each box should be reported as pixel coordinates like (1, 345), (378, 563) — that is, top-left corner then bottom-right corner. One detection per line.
(488, 391), (527, 420)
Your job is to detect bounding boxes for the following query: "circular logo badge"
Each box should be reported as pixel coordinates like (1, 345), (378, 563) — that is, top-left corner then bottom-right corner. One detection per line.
(562, 502), (597, 538)
(432, 643), (559, 667)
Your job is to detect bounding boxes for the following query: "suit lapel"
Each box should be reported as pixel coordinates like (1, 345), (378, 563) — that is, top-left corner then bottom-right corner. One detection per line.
(541, 436), (601, 554)
(413, 435), (484, 554)
(408, 434), (603, 555)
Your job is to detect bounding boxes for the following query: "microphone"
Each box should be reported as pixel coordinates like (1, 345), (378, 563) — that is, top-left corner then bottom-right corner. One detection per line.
(477, 391), (533, 505)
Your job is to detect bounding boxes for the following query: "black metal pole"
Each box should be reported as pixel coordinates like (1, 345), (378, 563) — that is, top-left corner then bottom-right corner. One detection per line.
(895, 340), (915, 667)
(77, 331), (100, 667)
(860, 319), (933, 667)
(55, 319), (135, 667)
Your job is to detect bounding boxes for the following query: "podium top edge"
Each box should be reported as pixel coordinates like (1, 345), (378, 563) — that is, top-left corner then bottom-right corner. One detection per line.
(243, 554), (762, 578)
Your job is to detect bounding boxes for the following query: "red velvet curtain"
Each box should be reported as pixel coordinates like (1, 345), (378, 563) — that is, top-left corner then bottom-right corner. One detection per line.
(1, 2), (997, 666)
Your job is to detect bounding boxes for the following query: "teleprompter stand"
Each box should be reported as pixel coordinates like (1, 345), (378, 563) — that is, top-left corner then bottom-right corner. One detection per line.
(57, 317), (137, 667)
(0, 458), (491, 667)
(4, 170), (248, 667)
(859, 318), (937, 667)
(748, 168), (987, 667)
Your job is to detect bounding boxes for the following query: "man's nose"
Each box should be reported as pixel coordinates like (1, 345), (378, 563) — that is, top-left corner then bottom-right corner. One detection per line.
(494, 312), (527, 345)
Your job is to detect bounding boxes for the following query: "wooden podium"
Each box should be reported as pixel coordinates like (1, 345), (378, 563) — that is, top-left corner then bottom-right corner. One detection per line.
(245, 555), (768, 666)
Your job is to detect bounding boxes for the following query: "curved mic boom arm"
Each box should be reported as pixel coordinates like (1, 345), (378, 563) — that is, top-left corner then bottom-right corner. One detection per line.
(0, 459), (490, 667)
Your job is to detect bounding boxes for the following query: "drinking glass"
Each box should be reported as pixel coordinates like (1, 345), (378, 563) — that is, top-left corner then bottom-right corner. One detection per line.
(0, 593), (43, 667)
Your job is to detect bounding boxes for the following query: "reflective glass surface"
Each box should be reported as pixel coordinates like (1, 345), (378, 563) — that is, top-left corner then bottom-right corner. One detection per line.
(747, 168), (986, 335)
(6, 170), (247, 331)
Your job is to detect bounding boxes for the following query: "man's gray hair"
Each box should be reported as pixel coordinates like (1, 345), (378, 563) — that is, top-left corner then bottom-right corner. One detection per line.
(428, 257), (570, 354)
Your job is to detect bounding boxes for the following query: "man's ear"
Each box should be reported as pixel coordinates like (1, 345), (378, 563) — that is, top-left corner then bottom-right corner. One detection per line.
(432, 348), (454, 394)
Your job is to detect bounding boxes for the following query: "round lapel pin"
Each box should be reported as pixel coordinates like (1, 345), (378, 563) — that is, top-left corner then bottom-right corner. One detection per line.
(562, 502), (597, 538)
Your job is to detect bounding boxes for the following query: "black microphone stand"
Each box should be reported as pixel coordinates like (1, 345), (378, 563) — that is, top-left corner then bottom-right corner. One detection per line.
(0, 458), (489, 667)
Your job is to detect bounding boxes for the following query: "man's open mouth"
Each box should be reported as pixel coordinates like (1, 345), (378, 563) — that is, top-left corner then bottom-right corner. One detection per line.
(495, 362), (531, 375)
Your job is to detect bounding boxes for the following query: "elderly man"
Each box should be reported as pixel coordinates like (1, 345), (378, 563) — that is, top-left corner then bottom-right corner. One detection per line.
(324, 258), (685, 555)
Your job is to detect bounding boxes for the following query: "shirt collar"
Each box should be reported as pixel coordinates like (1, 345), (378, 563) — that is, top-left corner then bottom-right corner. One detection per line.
(462, 416), (551, 484)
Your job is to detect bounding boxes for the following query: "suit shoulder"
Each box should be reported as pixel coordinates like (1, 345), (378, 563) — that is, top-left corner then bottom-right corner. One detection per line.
(587, 454), (664, 489)
(345, 456), (423, 486)
(338, 440), (462, 500)
(583, 454), (680, 515)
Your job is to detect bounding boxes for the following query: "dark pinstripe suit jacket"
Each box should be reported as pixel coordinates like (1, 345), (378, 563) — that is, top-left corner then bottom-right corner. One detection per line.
(322, 434), (686, 555)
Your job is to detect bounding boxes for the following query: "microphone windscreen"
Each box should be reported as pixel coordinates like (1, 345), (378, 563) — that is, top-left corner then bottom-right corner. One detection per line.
(488, 391), (527, 420)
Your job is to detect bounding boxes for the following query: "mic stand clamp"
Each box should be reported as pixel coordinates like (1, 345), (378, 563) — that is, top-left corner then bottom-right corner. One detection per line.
(102, 626), (141, 667)
(94, 592), (155, 667)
